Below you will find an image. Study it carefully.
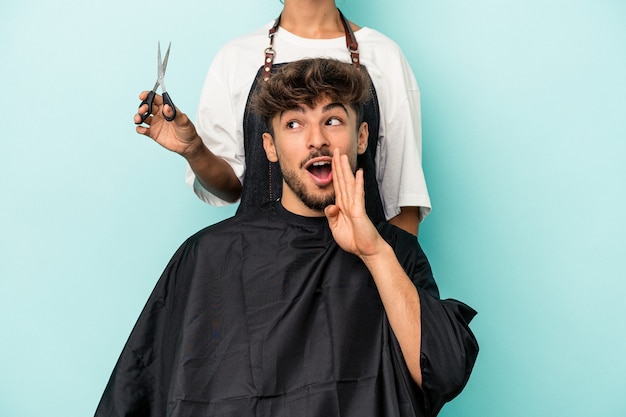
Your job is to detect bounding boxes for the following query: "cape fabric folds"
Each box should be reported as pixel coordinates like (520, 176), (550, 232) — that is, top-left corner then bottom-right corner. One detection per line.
(95, 202), (478, 417)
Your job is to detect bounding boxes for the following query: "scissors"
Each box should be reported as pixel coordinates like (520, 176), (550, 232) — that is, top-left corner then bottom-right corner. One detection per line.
(137, 42), (176, 124)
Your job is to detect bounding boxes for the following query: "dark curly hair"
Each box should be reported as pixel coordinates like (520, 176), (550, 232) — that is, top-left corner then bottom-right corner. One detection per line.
(251, 58), (368, 134)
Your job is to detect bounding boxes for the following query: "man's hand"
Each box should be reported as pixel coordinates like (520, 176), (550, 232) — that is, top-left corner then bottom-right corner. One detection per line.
(325, 148), (423, 386)
(134, 91), (203, 158)
(324, 149), (387, 259)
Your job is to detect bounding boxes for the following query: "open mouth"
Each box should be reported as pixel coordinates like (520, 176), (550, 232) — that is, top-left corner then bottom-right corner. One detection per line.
(304, 157), (333, 185)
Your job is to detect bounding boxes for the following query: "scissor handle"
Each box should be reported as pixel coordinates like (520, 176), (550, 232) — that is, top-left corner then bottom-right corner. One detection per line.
(137, 90), (156, 124)
(162, 92), (177, 122)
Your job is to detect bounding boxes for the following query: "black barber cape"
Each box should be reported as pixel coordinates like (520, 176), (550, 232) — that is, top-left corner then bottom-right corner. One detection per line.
(96, 201), (478, 417)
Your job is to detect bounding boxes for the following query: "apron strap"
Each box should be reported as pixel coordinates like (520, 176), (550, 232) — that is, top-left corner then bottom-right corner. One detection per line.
(262, 16), (281, 81)
(338, 9), (360, 67)
(263, 8), (359, 81)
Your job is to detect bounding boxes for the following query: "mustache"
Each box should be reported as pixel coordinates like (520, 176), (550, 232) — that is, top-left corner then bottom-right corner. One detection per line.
(299, 149), (333, 169)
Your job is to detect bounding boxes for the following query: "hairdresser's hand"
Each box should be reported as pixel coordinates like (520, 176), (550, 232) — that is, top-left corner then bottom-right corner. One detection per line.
(134, 90), (203, 158)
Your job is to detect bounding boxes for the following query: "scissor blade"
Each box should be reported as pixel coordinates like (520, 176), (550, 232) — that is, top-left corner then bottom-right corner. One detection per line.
(158, 41), (171, 80)
(162, 42), (171, 74)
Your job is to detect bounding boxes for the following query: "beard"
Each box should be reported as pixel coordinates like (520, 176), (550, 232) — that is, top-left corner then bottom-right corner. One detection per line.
(279, 149), (358, 212)
(281, 168), (335, 212)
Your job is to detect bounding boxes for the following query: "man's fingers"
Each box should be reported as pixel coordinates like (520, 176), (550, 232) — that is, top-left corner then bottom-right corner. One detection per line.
(324, 204), (339, 218)
(332, 149), (363, 211)
(354, 168), (365, 206)
(332, 149), (346, 206)
(340, 154), (355, 198)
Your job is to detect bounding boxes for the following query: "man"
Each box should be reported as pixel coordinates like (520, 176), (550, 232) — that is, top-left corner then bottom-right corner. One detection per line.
(100, 58), (477, 417)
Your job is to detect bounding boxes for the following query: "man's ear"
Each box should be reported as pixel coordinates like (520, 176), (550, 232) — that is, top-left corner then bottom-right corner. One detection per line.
(357, 122), (369, 155)
(263, 132), (278, 162)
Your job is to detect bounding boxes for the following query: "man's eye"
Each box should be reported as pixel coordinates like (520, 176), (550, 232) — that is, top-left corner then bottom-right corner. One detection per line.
(326, 117), (343, 126)
(286, 120), (302, 129)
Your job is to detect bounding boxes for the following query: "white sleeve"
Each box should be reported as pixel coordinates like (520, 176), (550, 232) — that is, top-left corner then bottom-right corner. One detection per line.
(375, 47), (431, 221)
(185, 55), (245, 206)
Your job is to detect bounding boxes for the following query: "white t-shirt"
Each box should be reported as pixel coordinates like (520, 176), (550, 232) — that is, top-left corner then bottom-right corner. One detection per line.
(187, 22), (431, 221)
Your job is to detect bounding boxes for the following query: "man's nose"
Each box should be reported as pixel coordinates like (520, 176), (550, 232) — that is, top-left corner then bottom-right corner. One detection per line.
(307, 125), (330, 149)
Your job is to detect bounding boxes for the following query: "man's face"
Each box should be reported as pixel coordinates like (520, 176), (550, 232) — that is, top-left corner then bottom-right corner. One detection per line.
(263, 96), (368, 216)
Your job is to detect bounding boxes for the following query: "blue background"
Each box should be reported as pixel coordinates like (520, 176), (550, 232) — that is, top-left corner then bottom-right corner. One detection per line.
(1, 0), (625, 416)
